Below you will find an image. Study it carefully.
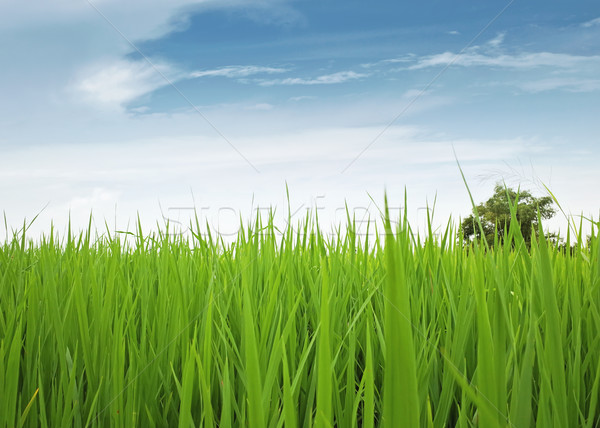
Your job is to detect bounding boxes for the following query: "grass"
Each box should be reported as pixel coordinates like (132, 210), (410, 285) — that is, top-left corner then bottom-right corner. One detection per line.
(0, 198), (599, 427)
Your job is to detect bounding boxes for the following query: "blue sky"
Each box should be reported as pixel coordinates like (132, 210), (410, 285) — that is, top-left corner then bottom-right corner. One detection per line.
(1, 0), (599, 239)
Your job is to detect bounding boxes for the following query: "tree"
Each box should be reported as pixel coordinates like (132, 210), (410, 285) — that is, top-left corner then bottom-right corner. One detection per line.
(461, 183), (556, 247)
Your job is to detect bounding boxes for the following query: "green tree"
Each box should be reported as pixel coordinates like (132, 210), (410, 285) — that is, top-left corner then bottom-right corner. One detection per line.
(461, 183), (556, 247)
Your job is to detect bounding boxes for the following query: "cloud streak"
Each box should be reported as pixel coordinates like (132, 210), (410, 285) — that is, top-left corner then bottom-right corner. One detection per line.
(258, 70), (367, 86)
(190, 65), (289, 78)
(75, 62), (290, 108)
(360, 57), (414, 69)
(518, 77), (600, 93)
(408, 51), (600, 70)
(581, 17), (600, 28)
(362, 34), (600, 74)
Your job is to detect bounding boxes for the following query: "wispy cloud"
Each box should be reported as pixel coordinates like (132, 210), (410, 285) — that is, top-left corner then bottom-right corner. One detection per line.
(518, 77), (600, 93)
(401, 88), (432, 99)
(75, 59), (177, 108)
(289, 95), (317, 102)
(190, 65), (289, 78)
(487, 32), (505, 48)
(245, 103), (275, 110)
(409, 51), (600, 70)
(360, 33), (600, 72)
(75, 62), (289, 108)
(258, 70), (367, 86)
(581, 17), (600, 28)
(361, 56), (414, 69)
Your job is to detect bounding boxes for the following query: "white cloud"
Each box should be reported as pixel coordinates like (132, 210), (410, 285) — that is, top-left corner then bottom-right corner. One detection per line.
(68, 188), (120, 212)
(190, 65), (289, 78)
(131, 105), (151, 113)
(0, 0), (298, 114)
(75, 62), (291, 108)
(289, 95), (316, 102)
(402, 88), (431, 99)
(246, 103), (274, 110)
(75, 59), (178, 108)
(0, 1), (293, 40)
(518, 77), (600, 93)
(581, 17), (600, 28)
(397, 32), (600, 72)
(362, 33), (600, 74)
(447, 30), (460, 36)
(259, 70), (367, 86)
(409, 51), (600, 70)
(487, 32), (505, 48)
(3, 124), (594, 242)
(361, 56), (414, 69)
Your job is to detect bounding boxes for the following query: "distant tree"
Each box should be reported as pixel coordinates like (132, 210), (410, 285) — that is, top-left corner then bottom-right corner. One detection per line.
(461, 183), (556, 247)
(549, 233), (594, 254)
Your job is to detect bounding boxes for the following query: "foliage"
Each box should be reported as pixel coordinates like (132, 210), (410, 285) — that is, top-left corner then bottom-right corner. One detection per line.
(1, 204), (599, 427)
(461, 183), (556, 246)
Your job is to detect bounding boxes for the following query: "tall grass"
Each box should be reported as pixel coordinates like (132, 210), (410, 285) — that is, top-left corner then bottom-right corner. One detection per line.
(0, 200), (599, 427)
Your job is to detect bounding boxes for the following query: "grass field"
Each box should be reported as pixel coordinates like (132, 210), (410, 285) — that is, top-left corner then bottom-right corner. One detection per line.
(1, 200), (599, 427)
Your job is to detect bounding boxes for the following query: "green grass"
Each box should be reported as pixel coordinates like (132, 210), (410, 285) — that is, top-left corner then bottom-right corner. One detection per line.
(0, 201), (599, 427)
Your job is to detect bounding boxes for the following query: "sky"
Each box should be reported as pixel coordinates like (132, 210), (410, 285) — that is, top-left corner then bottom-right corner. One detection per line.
(1, 0), (599, 241)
